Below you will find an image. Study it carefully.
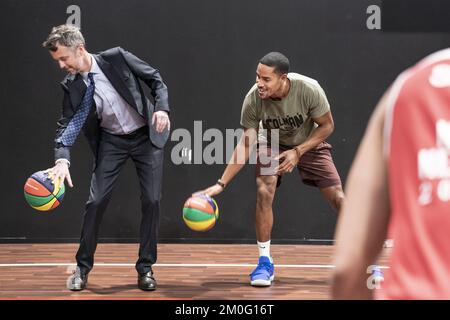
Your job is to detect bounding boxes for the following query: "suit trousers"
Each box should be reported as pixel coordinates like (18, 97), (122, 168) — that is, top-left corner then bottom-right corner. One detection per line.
(75, 126), (163, 275)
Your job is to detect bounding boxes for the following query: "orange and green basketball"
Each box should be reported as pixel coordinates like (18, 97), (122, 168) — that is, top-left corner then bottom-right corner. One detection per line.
(24, 171), (65, 211)
(183, 195), (219, 231)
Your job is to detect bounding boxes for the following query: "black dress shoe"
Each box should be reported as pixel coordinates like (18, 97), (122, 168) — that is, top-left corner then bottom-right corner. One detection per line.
(67, 266), (88, 291)
(138, 270), (157, 291)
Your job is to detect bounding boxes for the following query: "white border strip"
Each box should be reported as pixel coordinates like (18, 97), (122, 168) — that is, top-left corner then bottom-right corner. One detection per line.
(417, 48), (450, 67)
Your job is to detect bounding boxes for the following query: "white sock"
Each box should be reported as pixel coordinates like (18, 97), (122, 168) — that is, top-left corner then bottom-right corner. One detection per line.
(257, 240), (272, 262)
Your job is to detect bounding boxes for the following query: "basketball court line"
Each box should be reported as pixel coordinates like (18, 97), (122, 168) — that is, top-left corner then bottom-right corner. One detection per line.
(0, 263), (334, 268)
(0, 262), (388, 269)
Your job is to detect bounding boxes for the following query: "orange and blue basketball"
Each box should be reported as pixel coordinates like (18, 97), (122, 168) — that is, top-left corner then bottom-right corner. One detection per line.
(183, 195), (219, 231)
(24, 171), (65, 211)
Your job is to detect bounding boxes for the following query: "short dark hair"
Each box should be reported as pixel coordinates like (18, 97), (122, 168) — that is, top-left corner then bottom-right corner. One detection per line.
(259, 52), (290, 75)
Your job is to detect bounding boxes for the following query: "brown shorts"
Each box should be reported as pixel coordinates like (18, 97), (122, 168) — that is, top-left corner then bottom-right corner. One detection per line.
(256, 141), (342, 189)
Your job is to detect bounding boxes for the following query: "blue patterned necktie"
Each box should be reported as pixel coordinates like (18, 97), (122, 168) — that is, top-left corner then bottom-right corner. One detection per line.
(59, 72), (95, 147)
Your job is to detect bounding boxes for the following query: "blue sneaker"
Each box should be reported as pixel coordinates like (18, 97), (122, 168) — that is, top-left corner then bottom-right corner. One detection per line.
(250, 256), (274, 286)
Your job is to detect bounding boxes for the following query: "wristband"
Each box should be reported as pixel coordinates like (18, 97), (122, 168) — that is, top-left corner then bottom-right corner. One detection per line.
(217, 179), (226, 189)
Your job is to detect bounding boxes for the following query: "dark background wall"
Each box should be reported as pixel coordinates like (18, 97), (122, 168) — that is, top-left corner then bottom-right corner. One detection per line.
(1, 0), (448, 243)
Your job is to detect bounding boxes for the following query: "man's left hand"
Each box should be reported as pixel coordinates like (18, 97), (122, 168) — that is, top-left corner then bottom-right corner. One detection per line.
(275, 149), (301, 175)
(152, 111), (170, 133)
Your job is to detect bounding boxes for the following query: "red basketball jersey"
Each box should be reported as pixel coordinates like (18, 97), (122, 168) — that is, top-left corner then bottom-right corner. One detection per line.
(377, 49), (450, 299)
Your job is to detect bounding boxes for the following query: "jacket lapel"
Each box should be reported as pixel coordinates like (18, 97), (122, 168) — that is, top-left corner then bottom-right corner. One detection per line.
(94, 55), (138, 110)
(67, 74), (87, 110)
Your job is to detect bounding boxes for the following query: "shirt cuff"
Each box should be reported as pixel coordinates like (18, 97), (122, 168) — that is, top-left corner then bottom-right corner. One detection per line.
(55, 158), (71, 168)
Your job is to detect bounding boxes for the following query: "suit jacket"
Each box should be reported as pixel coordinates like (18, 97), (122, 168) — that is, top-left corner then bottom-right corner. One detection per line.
(54, 47), (170, 163)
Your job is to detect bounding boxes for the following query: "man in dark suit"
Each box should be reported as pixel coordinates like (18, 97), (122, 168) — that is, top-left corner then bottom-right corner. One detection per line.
(42, 25), (170, 291)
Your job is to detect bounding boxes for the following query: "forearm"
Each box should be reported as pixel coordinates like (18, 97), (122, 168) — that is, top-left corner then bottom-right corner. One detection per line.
(219, 129), (256, 186)
(332, 97), (390, 299)
(219, 143), (250, 185)
(295, 122), (333, 155)
(54, 91), (73, 162)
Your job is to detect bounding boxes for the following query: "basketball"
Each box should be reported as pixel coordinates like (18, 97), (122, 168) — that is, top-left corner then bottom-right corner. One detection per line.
(24, 171), (65, 211)
(183, 195), (219, 231)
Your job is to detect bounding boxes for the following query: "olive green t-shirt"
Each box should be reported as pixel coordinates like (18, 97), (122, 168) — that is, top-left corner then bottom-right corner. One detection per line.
(240, 73), (330, 146)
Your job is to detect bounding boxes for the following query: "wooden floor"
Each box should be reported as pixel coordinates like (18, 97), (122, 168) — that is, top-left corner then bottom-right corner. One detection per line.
(0, 243), (390, 300)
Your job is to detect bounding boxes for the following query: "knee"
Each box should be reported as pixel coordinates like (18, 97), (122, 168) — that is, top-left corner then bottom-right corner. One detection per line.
(141, 192), (160, 208)
(86, 194), (109, 211)
(256, 185), (275, 208)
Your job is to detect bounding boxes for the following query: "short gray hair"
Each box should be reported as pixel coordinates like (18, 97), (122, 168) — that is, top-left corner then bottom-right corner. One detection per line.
(42, 25), (85, 51)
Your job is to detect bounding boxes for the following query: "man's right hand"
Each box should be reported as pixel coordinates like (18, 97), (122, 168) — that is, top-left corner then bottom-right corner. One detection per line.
(193, 184), (224, 198)
(46, 161), (73, 188)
